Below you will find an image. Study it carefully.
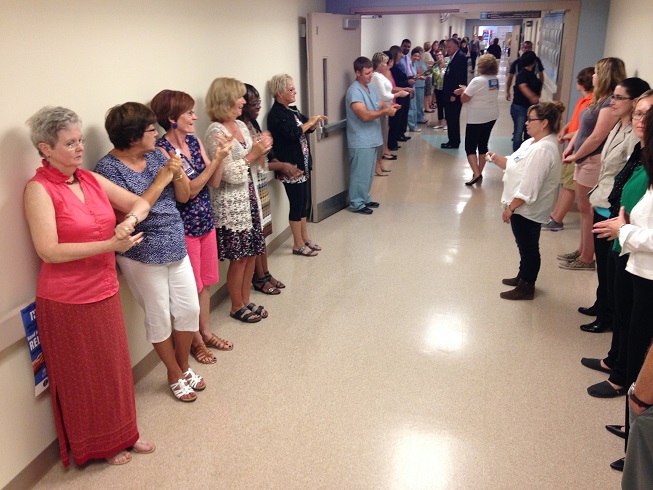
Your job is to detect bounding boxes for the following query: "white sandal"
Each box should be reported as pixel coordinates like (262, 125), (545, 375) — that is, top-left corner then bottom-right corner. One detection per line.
(183, 367), (206, 391)
(169, 378), (197, 402)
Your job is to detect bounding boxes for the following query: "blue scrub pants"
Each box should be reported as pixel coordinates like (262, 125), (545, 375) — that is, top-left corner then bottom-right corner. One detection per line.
(348, 147), (378, 211)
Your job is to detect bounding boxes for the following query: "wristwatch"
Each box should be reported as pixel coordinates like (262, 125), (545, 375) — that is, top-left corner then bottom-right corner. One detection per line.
(628, 383), (653, 409)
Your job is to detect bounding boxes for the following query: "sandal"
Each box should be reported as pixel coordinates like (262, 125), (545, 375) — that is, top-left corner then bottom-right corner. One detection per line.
(190, 342), (217, 364)
(183, 367), (206, 391)
(204, 333), (234, 351)
(264, 272), (285, 289)
(305, 240), (322, 251)
(293, 245), (317, 257)
(252, 275), (281, 295)
(106, 450), (132, 465)
(375, 172), (389, 177)
(169, 378), (197, 402)
(247, 303), (268, 319)
(132, 438), (156, 454)
(230, 305), (261, 323)
(382, 154), (397, 160)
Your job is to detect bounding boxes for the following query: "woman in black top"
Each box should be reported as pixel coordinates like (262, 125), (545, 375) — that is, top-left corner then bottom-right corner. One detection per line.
(267, 74), (326, 257)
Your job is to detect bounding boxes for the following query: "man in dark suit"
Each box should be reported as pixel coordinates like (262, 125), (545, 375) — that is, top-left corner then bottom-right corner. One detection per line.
(441, 38), (468, 149)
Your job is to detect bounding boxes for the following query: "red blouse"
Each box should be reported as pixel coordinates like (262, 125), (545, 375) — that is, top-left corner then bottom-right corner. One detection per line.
(29, 161), (119, 304)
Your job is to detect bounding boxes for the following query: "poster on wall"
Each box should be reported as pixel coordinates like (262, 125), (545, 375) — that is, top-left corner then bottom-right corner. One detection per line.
(21, 302), (49, 396)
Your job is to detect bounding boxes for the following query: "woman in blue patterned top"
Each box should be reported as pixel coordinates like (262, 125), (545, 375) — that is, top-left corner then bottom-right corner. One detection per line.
(95, 102), (204, 403)
(151, 90), (235, 365)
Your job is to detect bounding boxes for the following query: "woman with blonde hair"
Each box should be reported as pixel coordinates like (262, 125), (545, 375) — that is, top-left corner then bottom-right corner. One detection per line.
(205, 77), (272, 322)
(371, 51), (409, 175)
(560, 57), (626, 271)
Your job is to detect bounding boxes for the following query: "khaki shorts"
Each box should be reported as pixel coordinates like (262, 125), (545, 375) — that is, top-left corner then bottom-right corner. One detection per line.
(574, 154), (601, 188)
(560, 163), (575, 190)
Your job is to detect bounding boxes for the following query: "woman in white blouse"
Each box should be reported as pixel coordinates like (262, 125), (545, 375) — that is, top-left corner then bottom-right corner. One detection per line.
(487, 101), (566, 300)
(371, 52), (409, 175)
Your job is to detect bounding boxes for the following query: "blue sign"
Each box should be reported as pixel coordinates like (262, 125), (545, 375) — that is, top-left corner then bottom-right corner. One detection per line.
(21, 302), (49, 396)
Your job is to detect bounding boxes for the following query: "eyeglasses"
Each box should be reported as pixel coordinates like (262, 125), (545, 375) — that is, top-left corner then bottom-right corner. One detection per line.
(612, 95), (633, 101)
(632, 111), (649, 121)
(62, 138), (85, 150)
(526, 118), (544, 123)
(247, 100), (262, 108)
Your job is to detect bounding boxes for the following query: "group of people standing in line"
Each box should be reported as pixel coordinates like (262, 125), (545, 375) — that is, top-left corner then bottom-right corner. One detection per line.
(23, 73), (328, 466)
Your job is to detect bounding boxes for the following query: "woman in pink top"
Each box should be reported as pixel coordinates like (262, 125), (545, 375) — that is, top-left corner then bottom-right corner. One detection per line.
(23, 106), (154, 466)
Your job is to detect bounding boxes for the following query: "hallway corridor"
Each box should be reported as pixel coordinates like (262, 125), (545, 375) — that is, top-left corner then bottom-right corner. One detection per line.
(34, 70), (623, 489)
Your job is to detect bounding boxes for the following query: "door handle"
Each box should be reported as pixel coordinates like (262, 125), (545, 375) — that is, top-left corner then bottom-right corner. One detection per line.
(318, 119), (347, 140)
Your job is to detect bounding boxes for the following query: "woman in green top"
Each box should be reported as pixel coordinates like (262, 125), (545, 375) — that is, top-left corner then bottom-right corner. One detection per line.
(585, 92), (653, 442)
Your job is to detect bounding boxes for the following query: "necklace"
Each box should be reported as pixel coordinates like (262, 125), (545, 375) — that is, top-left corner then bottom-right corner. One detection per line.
(65, 174), (76, 185)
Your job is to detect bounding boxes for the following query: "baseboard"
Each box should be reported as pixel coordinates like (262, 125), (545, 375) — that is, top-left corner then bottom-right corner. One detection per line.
(313, 191), (348, 222)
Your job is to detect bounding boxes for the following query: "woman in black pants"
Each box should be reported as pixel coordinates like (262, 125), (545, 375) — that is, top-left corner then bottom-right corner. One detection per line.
(486, 102), (565, 300)
(267, 73), (326, 257)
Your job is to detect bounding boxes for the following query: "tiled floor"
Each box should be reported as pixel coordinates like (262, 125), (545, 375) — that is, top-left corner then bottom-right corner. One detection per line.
(34, 64), (624, 489)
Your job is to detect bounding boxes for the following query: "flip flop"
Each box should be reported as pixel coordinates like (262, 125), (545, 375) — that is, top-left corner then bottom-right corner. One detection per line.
(375, 172), (389, 177)
(382, 154), (397, 160)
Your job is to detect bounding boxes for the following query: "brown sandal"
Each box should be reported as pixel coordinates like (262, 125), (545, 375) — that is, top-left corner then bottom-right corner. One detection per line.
(204, 333), (234, 351)
(190, 342), (217, 364)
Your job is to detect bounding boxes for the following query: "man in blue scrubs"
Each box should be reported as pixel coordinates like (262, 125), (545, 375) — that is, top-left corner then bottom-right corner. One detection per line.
(346, 56), (400, 214)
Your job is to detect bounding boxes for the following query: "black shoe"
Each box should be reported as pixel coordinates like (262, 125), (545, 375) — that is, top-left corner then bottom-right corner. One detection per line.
(580, 320), (611, 333)
(388, 145), (401, 151)
(398, 136), (411, 142)
(610, 458), (624, 472)
(352, 207), (373, 215)
(366, 201), (380, 208)
(587, 380), (627, 398)
(441, 142), (459, 149)
(605, 424), (626, 439)
(578, 305), (598, 316)
(465, 175), (483, 186)
(580, 357), (611, 374)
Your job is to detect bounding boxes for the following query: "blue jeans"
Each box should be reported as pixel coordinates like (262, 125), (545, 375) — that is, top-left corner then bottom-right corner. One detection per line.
(510, 103), (528, 151)
(348, 147), (377, 211)
(408, 94), (417, 131)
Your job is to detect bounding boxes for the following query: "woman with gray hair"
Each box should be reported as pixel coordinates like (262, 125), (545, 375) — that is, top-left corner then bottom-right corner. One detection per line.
(267, 73), (326, 257)
(23, 106), (154, 466)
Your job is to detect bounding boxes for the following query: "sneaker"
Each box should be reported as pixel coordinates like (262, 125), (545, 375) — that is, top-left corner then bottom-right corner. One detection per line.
(542, 218), (564, 230)
(442, 126), (448, 131)
(557, 250), (580, 261)
(431, 124), (443, 129)
(411, 128), (422, 132)
(559, 259), (596, 271)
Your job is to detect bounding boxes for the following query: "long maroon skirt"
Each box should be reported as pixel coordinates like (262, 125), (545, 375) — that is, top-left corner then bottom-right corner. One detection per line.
(36, 293), (139, 466)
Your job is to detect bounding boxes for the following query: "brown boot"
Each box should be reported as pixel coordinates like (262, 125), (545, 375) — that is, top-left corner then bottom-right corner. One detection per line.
(500, 279), (535, 300)
(502, 275), (520, 286)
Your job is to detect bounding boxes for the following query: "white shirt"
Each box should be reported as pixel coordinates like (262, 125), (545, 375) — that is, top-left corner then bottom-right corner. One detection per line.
(620, 187), (653, 280)
(463, 74), (500, 124)
(370, 72), (393, 104)
(501, 134), (562, 223)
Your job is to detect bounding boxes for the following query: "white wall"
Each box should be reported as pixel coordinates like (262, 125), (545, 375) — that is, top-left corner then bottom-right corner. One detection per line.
(604, 0), (653, 82)
(0, 0), (324, 486)
(361, 14), (467, 57)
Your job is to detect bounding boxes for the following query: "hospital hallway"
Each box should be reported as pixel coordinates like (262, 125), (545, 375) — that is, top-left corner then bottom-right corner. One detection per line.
(34, 63), (623, 489)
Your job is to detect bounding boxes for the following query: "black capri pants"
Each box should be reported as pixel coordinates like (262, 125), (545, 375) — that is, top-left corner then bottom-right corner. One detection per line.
(464, 119), (496, 156)
(283, 179), (310, 221)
